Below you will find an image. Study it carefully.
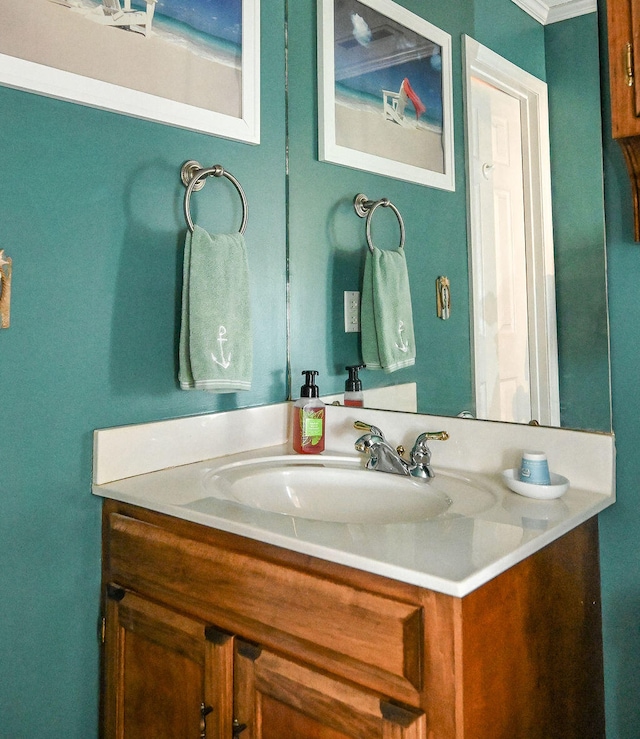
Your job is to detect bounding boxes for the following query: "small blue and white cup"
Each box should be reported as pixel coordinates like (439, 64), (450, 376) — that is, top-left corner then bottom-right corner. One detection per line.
(519, 451), (551, 485)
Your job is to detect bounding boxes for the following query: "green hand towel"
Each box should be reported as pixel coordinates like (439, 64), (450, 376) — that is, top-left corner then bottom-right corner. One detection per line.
(179, 225), (252, 392)
(361, 246), (416, 373)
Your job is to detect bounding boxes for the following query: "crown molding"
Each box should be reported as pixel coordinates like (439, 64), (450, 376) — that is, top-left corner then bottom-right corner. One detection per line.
(511, 0), (597, 24)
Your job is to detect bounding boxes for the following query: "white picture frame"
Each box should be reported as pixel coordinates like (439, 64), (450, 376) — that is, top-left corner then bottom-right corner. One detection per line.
(0, 0), (260, 144)
(318, 0), (454, 190)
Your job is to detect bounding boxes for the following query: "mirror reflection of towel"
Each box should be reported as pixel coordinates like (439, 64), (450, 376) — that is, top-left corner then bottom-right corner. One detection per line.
(361, 247), (416, 373)
(179, 226), (252, 392)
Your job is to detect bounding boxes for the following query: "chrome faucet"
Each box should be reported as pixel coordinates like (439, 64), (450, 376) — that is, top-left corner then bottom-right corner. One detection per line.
(354, 431), (413, 477)
(354, 421), (449, 480)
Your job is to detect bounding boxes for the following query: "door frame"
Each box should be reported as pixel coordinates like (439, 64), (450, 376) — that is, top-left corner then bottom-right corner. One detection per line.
(462, 35), (560, 426)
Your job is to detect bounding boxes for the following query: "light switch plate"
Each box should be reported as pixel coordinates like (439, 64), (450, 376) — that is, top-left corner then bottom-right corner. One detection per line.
(344, 291), (360, 333)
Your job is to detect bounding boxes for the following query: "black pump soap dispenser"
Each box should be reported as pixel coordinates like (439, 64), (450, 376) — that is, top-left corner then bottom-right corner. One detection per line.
(344, 365), (365, 407)
(292, 370), (326, 454)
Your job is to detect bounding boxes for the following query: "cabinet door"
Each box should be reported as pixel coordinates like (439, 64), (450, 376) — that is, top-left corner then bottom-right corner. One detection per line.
(102, 586), (234, 739)
(234, 639), (425, 739)
(608, 0), (640, 239)
(631, 0), (640, 116)
(609, 0), (640, 136)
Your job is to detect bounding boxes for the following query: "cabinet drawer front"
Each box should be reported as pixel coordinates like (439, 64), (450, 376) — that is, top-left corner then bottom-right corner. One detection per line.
(107, 513), (423, 697)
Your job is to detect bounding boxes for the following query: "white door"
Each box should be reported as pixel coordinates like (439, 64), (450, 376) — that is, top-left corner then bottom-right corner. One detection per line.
(469, 77), (531, 423)
(464, 36), (560, 427)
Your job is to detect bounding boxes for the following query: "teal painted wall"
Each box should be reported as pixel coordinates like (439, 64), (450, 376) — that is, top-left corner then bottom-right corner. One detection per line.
(545, 15), (611, 431)
(598, 2), (640, 735)
(0, 2), (286, 734)
(474, 0), (546, 79)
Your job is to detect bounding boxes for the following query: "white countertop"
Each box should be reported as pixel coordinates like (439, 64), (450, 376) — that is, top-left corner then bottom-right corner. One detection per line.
(93, 404), (615, 597)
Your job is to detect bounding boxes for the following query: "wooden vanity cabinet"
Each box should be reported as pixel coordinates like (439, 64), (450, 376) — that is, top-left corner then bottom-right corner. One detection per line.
(607, 0), (640, 239)
(100, 500), (605, 738)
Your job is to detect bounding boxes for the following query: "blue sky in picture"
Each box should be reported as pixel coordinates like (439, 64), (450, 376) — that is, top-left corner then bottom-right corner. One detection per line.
(334, 0), (443, 128)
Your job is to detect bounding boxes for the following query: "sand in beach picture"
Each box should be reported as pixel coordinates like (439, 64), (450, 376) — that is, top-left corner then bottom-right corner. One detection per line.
(0, 0), (242, 118)
(332, 0), (445, 174)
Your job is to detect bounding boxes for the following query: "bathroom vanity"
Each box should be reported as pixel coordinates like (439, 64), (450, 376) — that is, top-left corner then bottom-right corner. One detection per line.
(94, 404), (614, 738)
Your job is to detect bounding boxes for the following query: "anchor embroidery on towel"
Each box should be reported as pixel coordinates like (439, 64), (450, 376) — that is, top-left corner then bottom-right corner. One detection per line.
(395, 320), (409, 353)
(211, 326), (232, 369)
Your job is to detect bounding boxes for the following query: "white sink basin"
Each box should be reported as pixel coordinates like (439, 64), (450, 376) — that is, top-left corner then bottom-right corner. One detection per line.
(181, 455), (496, 525)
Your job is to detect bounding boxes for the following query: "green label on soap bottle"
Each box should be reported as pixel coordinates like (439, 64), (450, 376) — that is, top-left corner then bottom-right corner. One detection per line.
(303, 416), (323, 439)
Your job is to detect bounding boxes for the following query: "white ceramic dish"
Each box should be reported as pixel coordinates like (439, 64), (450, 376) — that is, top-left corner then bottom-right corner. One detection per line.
(502, 468), (570, 500)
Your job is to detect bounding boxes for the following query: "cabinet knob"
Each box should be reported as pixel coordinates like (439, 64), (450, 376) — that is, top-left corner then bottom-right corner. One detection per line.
(106, 584), (126, 602)
(232, 718), (248, 736)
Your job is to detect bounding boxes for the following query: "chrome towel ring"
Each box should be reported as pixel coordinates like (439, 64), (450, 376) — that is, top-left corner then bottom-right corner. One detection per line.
(180, 160), (248, 234)
(353, 193), (405, 253)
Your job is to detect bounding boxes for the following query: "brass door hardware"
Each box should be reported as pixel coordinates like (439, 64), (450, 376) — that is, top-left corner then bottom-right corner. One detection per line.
(626, 42), (635, 86)
(0, 250), (11, 329)
(199, 703), (213, 739)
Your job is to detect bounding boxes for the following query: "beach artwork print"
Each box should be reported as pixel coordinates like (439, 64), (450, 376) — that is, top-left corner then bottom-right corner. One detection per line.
(0, 0), (259, 142)
(318, 0), (454, 190)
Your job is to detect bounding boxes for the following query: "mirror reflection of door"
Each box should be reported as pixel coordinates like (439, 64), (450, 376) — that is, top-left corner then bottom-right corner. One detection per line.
(469, 78), (531, 423)
(464, 37), (560, 427)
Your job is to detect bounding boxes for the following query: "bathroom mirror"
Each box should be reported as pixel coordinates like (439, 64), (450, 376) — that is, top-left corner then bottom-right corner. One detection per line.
(285, 1), (611, 433)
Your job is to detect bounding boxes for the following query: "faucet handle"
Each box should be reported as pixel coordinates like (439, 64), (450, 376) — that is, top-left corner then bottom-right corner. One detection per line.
(409, 431), (448, 479)
(411, 431), (449, 460)
(419, 431), (449, 442)
(353, 420), (386, 441)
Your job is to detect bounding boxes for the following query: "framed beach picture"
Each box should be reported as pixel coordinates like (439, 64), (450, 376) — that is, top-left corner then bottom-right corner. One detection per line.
(318, 0), (454, 190)
(0, 0), (260, 143)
